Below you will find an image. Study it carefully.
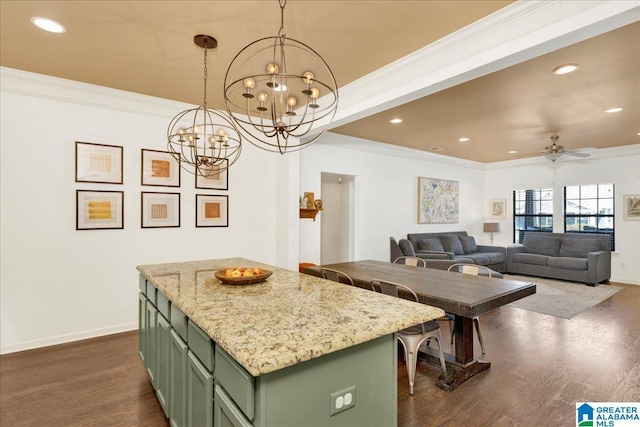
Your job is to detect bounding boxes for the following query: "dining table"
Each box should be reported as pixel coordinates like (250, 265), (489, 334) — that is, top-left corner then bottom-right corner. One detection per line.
(304, 260), (536, 391)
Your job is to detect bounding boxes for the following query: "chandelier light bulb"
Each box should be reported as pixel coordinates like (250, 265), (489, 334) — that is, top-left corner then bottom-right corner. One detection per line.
(267, 63), (279, 75)
(287, 96), (298, 107)
(243, 78), (256, 89)
(309, 87), (320, 99)
(302, 71), (315, 84)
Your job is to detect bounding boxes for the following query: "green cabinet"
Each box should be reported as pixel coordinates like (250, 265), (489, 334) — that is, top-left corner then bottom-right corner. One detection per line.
(170, 329), (188, 427)
(187, 351), (214, 427)
(145, 299), (158, 386)
(138, 292), (147, 365)
(157, 313), (172, 416)
(214, 385), (252, 427)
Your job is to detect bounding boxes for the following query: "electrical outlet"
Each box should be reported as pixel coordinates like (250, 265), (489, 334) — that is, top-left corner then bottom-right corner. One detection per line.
(330, 385), (356, 416)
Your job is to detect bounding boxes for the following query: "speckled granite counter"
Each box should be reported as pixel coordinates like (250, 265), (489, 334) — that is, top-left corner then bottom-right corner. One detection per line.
(137, 257), (444, 377)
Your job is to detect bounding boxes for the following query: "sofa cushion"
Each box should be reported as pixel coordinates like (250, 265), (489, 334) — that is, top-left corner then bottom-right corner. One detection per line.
(558, 238), (601, 258)
(483, 252), (506, 264)
(417, 238), (444, 252)
(513, 252), (549, 266)
(460, 253), (490, 265)
(525, 234), (560, 257)
(440, 234), (464, 255)
(398, 239), (416, 256)
(547, 257), (588, 270)
(459, 236), (478, 254)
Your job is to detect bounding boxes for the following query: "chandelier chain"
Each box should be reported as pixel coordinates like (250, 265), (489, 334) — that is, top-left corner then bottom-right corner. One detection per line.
(203, 39), (208, 107)
(278, 0), (286, 37)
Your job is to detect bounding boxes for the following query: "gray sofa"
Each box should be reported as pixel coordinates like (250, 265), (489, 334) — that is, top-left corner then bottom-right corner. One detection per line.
(406, 231), (506, 272)
(506, 232), (611, 286)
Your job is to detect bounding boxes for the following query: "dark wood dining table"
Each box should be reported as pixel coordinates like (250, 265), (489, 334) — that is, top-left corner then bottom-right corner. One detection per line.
(304, 260), (536, 391)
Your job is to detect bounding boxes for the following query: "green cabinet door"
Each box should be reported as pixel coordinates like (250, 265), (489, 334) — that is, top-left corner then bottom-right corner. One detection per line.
(138, 292), (147, 365)
(186, 351), (213, 427)
(157, 313), (171, 417)
(170, 329), (188, 427)
(146, 300), (158, 385)
(214, 385), (252, 427)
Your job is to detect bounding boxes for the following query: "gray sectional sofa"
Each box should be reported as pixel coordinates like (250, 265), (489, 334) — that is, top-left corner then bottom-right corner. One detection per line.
(406, 231), (506, 272)
(506, 232), (611, 286)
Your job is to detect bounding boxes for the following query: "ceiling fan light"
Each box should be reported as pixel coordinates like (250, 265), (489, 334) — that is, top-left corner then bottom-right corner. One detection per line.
(552, 63), (579, 75)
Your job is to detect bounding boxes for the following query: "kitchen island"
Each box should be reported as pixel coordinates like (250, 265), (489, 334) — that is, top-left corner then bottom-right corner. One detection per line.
(137, 258), (444, 427)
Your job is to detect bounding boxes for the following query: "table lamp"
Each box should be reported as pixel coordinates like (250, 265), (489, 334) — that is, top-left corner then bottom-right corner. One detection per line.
(483, 222), (500, 245)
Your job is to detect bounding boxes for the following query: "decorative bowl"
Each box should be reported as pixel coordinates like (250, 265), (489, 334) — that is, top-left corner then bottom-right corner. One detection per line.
(214, 269), (273, 285)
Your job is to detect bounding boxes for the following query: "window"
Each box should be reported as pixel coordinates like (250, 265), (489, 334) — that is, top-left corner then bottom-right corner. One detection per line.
(564, 183), (615, 250)
(513, 188), (553, 243)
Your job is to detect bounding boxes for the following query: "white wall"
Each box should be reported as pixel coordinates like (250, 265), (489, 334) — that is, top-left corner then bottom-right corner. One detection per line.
(301, 134), (640, 285)
(484, 147), (640, 285)
(299, 133), (486, 264)
(0, 69), (297, 354)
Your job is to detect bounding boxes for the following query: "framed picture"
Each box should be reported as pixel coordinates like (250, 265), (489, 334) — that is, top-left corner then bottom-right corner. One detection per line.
(196, 194), (229, 227)
(141, 192), (180, 228)
(417, 177), (459, 224)
(76, 190), (124, 230)
(195, 160), (228, 190)
(489, 199), (507, 219)
(141, 149), (180, 187)
(623, 194), (640, 220)
(75, 141), (123, 184)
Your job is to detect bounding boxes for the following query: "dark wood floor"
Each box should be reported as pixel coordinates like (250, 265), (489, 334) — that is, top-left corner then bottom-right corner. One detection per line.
(2, 282), (638, 426)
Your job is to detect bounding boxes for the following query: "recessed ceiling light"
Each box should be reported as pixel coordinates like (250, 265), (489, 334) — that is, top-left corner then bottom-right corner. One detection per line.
(552, 63), (579, 75)
(31, 17), (66, 33)
(389, 118), (403, 124)
(508, 150), (518, 154)
(605, 107), (623, 113)
(458, 137), (470, 142)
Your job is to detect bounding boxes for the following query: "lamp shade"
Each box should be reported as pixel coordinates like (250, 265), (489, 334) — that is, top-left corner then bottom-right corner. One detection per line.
(483, 222), (500, 233)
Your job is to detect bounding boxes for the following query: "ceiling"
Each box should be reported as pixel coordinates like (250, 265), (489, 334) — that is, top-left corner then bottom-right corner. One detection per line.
(1, 1), (638, 163)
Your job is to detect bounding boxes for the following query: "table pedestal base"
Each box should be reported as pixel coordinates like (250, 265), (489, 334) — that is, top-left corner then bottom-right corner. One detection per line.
(418, 347), (491, 392)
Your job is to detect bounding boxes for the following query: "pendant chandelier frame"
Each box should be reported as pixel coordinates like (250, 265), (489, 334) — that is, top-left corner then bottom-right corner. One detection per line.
(223, 0), (338, 154)
(167, 35), (242, 176)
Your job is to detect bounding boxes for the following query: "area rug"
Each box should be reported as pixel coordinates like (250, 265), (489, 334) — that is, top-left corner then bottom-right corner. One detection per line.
(503, 275), (623, 319)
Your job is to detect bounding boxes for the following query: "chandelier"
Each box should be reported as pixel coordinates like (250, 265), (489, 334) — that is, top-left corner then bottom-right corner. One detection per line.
(168, 35), (242, 176)
(223, 0), (338, 154)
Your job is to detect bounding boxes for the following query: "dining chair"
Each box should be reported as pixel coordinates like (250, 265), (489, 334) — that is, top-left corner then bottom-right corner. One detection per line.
(445, 263), (492, 354)
(371, 279), (447, 395)
(393, 256), (427, 268)
(320, 268), (355, 286)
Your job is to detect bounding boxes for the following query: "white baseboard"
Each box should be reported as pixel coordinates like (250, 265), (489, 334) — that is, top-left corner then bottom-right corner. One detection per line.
(0, 323), (138, 355)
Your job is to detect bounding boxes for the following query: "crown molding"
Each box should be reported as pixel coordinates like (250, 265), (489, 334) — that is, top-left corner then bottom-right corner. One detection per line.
(330, 0), (640, 129)
(0, 66), (192, 118)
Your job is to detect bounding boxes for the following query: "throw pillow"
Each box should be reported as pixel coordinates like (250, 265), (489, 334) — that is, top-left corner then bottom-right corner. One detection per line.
(524, 234), (560, 257)
(559, 238), (602, 258)
(417, 238), (444, 252)
(440, 234), (464, 255)
(459, 236), (478, 254)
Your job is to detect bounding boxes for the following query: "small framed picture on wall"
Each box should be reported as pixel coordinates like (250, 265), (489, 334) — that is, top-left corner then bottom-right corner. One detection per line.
(141, 192), (180, 228)
(623, 194), (640, 220)
(196, 194), (229, 227)
(141, 149), (180, 187)
(76, 190), (124, 230)
(489, 199), (506, 219)
(75, 141), (123, 184)
(195, 160), (228, 190)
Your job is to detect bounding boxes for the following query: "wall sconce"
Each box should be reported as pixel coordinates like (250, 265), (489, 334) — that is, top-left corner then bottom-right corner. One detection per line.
(483, 222), (500, 245)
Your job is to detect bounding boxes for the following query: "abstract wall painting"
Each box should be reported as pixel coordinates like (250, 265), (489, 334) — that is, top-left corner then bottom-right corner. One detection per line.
(76, 190), (124, 230)
(141, 149), (180, 187)
(417, 177), (459, 224)
(623, 194), (640, 220)
(76, 141), (123, 184)
(196, 194), (229, 227)
(141, 192), (180, 228)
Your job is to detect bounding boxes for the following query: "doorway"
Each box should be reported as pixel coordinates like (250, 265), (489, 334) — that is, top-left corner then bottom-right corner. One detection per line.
(320, 172), (355, 264)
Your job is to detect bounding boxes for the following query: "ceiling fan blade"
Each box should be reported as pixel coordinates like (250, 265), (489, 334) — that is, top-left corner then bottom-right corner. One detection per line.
(564, 151), (590, 158)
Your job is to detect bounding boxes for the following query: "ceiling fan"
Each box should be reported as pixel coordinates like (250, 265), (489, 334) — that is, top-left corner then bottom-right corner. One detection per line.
(542, 135), (591, 162)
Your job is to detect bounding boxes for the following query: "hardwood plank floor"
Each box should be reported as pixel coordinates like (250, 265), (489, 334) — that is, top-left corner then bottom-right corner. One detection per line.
(1, 282), (638, 426)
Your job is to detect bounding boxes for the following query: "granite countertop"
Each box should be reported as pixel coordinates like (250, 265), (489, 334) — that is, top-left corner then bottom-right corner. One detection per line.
(137, 258), (445, 376)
